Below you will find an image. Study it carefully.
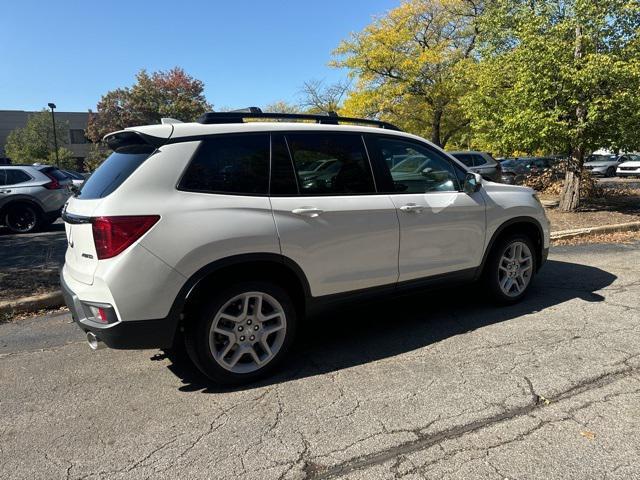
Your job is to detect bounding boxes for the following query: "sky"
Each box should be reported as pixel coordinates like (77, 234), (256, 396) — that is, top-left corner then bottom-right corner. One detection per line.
(0, 0), (398, 113)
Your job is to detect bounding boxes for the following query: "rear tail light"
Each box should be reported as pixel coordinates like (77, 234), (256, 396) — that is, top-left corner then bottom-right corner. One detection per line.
(42, 172), (62, 189)
(92, 215), (160, 259)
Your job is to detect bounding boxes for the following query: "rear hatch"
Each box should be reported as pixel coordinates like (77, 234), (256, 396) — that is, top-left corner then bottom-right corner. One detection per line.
(63, 129), (168, 285)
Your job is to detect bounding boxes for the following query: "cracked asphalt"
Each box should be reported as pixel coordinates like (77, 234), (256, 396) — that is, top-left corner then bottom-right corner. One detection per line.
(1, 241), (639, 479)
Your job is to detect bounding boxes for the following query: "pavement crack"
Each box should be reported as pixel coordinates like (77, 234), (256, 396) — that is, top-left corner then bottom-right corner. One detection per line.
(306, 364), (639, 479)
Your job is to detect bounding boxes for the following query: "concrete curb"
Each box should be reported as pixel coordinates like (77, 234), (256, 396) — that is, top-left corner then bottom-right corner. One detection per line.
(551, 221), (640, 240)
(0, 291), (64, 316)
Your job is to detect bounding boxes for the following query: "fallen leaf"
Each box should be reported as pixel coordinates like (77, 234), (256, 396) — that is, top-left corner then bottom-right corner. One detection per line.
(580, 430), (596, 440)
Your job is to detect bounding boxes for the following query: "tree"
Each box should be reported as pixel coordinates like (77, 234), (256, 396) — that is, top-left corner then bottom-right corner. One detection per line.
(465, 0), (640, 211)
(333, 0), (483, 147)
(5, 110), (69, 164)
(299, 79), (351, 114)
(86, 67), (212, 142)
(263, 100), (303, 114)
(84, 143), (111, 172)
(47, 147), (77, 171)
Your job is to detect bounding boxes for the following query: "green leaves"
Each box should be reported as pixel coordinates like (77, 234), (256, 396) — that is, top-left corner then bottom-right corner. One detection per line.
(5, 110), (69, 164)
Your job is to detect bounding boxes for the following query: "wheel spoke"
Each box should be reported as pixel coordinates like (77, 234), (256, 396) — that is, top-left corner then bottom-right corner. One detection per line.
(262, 323), (285, 336)
(213, 325), (234, 338)
(247, 346), (262, 365)
(227, 347), (245, 368)
(261, 338), (273, 359)
(216, 340), (235, 361)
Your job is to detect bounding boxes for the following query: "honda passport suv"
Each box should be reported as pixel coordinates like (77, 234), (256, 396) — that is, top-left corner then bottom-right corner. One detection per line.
(61, 110), (549, 385)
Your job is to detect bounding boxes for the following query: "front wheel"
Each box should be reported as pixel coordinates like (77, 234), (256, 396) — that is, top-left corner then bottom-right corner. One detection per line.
(186, 282), (297, 385)
(483, 235), (536, 304)
(605, 167), (616, 177)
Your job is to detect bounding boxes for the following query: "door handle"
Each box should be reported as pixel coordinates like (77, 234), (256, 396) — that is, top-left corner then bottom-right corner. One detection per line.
(399, 203), (423, 213)
(292, 207), (324, 218)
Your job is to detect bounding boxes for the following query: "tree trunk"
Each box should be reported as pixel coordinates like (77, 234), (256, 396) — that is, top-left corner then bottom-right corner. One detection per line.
(559, 24), (586, 212)
(559, 149), (582, 211)
(431, 108), (443, 147)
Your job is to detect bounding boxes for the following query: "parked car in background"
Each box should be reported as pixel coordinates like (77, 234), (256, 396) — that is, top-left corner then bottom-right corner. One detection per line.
(584, 154), (628, 177)
(0, 164), (72, 233)
(448, 151), (502, 182)
(501, 157), (560, 184)
(616, 154), (640, 177)
(60, 169), (88, 189)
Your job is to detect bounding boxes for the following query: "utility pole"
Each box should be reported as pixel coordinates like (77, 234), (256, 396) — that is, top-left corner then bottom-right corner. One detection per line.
(48, 103), (60, 168)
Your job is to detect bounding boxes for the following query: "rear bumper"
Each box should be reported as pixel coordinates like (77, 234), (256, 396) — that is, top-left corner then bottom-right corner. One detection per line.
(60, 270), (178, 349)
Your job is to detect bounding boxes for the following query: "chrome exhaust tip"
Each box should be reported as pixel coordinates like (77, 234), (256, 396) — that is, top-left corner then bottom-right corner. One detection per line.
(87, 332), (104, 350)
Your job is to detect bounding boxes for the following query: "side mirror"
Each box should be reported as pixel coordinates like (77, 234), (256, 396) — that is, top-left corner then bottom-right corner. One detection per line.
(421, 167), (433, 176)
(463, 172), (482, 194)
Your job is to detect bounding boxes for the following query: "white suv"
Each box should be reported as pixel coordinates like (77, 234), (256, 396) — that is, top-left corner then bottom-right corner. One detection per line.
(61, 110), (549, 384)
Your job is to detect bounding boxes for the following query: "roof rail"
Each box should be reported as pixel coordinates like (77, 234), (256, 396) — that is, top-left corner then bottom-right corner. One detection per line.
(196, 107), (401, 131)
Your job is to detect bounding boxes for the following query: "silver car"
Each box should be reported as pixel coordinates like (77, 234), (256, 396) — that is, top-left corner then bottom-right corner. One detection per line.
(584, 154), (633, 177)
(0, 165), (72, 233)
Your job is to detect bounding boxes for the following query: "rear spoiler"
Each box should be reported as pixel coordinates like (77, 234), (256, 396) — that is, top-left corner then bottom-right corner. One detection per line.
(103, 124), (174, 151)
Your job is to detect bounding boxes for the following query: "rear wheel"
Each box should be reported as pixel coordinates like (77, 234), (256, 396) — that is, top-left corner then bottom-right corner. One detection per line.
(186, 281), (296, 385)
(4, 204), (41, 234)
(484, 234), (536, 304)
(605, 166), (616, 177)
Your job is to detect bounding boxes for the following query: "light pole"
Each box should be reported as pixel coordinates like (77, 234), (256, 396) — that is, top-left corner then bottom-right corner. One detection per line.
(48, 103), (59, 167)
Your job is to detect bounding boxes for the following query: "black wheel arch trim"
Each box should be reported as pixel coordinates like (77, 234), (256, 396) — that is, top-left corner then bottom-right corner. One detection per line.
(477, 216), (546, 278)
(165, 253), (311, 336)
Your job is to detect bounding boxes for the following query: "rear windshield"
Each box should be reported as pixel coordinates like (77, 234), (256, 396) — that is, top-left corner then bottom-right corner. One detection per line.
(77, 145), (154, 199)
(40, 166), (70, 181)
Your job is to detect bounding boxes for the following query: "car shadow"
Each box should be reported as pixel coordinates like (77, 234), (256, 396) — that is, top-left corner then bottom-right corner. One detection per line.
(158, 259), (617, 393)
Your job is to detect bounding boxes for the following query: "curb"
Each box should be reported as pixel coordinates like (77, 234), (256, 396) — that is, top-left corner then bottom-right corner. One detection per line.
(551, 221), (640, 240)
(0, 291), (64, 316)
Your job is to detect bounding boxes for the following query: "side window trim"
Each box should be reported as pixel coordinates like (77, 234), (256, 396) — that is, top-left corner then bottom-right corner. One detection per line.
(367, 134), (465, 194)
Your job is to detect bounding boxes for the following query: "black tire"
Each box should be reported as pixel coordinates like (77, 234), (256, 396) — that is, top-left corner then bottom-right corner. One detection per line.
(605, 167), (616, 178)
(4, 203), (41, 234)
(483, 234), (537, 304)
(185, 281), (297, 385)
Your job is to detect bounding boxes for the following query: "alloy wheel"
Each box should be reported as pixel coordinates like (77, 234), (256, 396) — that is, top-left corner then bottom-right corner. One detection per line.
(498, 241), (533, 297)
(208, 291), (287, 373)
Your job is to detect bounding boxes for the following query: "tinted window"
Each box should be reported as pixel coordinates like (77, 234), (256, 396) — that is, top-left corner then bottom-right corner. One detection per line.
(78, 145), (154, 199)
(179, 134), (269, 194)
(452, 153), (476, 167)
(270, 134), (298, 195)
(40, 167), (69, 181)
(379, 138), (460, 193)
(0, 169), (6, 186)
(69, 129), (88, 144)
(286, 133), (375, 195)
(5, 169), (32, 185)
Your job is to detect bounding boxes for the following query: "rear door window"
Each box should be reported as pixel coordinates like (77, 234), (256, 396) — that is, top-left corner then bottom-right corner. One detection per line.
(285, 133), (376, 195)
(179, 134), (270, 195)
(5, 169), (32, 185)
(77, 145), (155, 199)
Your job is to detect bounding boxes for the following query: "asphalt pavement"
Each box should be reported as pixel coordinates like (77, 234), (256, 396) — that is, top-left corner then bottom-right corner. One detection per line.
(1, 242), (639, 479)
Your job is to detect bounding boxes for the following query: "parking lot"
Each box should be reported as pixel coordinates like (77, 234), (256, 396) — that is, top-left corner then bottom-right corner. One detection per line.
(1, 241), (639, 479)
